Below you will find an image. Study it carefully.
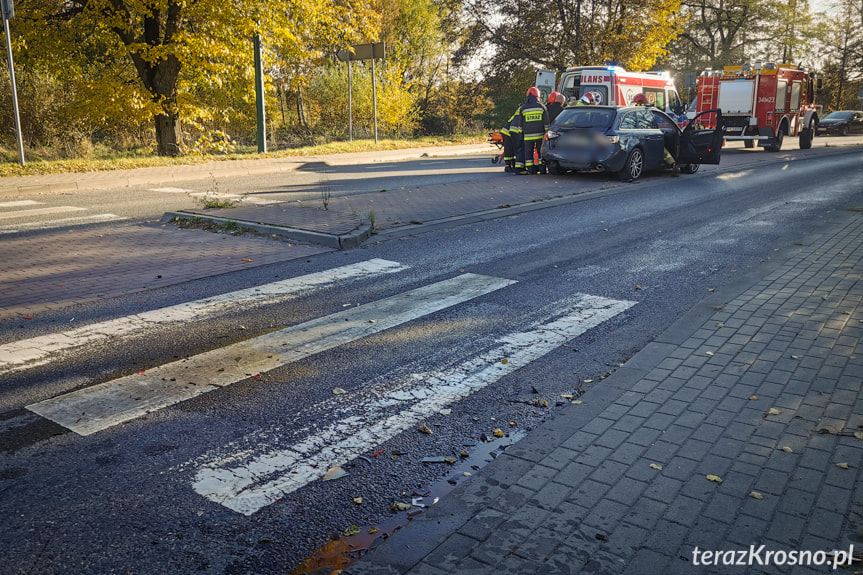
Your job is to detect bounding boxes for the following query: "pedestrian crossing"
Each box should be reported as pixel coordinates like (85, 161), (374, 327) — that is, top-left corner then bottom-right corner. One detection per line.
(190, 293), (636, 515)
(27, 273), (513, 436)
(11, 257), (636, 516)
(0, 259), (407, 376)
(0, 200), (125, 233)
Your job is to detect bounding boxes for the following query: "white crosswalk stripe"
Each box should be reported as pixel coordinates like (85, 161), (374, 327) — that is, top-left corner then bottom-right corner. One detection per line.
(0, 206), (87, 220)
(0, 200), (41, 208)
(1, 258), (407, 376)
(26, 273), (513, 436)
(0, 201), (125, 232)
(186, 293), (636, 515)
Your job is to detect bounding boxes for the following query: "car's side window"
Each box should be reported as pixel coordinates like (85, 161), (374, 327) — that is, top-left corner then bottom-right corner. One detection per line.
(652, 111), (675, 130)
(619, 112), (638, 130)
(637, 110), (658, 129)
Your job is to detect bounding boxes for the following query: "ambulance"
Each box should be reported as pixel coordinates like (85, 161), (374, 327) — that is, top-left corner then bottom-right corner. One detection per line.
(557, 66), (685, 115)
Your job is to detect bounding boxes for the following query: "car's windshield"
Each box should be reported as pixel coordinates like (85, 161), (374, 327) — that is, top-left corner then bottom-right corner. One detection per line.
(554, 108), (615, 130)
(824, 111), (853, 120)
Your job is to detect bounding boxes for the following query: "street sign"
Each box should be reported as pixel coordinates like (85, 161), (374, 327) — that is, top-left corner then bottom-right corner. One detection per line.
(1, 0), (13, 20)
(337, 42), (385, 62)
(685, 72), (697, 88)
(337, 42), (386, 143)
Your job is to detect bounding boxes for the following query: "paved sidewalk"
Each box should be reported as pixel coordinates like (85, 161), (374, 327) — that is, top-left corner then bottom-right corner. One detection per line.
(346, 209), (863, 574)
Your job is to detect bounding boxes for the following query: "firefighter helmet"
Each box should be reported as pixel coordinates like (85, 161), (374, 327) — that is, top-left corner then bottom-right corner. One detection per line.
(548, 91), (560, 104)
(633, 93), (648, 105)
(526, 86), (541, 98)
(580, 93), (594, 105)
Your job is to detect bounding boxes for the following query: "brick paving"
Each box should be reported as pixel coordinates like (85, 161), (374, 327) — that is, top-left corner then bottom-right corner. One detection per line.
(347, 210), (863, 574)
(1, 223), (329, 321)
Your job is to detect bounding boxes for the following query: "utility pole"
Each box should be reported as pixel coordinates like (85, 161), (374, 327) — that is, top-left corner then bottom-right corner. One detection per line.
(2, 0), (25, 167)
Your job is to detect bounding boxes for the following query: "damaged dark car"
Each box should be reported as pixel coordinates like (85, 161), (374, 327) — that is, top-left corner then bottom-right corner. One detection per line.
(541, 105), (724, 181)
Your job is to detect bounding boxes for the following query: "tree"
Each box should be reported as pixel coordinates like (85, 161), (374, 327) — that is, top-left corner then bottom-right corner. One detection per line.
(809, 0), (863, 110)
(14, 0), (378, 155)
(454, 0), (684, 79)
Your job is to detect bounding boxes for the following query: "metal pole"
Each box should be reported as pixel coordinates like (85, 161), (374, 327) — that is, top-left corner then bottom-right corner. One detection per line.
(254, 34), (266, 153)
(2, 15), (24, 167)
(371, 57), (378, 144)
(348, 60), (353, 142)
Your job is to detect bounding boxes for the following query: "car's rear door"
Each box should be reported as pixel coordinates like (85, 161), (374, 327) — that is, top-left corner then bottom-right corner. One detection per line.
(678, 109), (724, 165)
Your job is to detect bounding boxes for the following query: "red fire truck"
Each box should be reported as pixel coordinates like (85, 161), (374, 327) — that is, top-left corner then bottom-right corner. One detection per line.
(557, 66), (685, 115)
(695, 63), (821, 151)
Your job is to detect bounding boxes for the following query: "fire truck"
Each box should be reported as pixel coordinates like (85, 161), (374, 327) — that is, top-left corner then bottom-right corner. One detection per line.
(557, 66), (685, 115)
(695, 63), (821, 151)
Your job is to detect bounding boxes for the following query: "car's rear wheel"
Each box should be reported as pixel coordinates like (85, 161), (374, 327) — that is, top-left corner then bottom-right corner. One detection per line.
(618, 148), (644, 181)
(547, 161), (563, 175)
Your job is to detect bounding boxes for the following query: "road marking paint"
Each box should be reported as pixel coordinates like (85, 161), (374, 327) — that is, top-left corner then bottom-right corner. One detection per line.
(0, 200), (42, 208)
(241, 197), (282, 205)
(186, 191), (279, 205)
(26, 273), (513, 436)
(0, 213), (126, 233)
(1, 259), (408, 375)
(188, 293), (635, 515)
(149, 187), (195, 193)
(0, 206), (87, 220)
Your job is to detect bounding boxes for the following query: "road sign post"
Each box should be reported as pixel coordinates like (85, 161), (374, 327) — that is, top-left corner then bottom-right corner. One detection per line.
(337, 42), (385, 144)
(2, 0), (25, 167)
(254, 34), (266, 154)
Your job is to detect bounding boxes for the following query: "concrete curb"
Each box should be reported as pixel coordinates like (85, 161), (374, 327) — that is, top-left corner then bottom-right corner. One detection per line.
(160, 210), (373, 250)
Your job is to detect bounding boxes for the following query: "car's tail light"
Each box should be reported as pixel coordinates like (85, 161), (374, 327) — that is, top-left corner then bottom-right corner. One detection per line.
(546, 130), (560, 140)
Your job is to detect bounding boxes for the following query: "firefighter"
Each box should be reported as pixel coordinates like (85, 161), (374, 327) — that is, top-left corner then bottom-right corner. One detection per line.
(576, 93), (595, 106)
(500, 110), (518, 172)
(632, 93), (648, 106)
(508, 106), (525, 174)
(547, 91), (566, 123)
(514, 87), (548, 175)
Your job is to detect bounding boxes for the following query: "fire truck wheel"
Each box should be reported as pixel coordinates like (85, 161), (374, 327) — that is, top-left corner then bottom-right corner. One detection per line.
(767, 126), (785, 152)
(618, 148), (644, 182)
(799, 127), (813, 150)
(745, 140), (755, 149)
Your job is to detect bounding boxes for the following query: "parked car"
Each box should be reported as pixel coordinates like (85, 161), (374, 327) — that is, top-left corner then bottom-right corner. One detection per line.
(541, 105), (724, 181)
(815, 110), (863, 136)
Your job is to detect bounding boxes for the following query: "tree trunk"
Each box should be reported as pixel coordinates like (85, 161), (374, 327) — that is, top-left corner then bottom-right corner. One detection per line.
(155, 112), (181, 157)
(297, 85), (308, 128)
(107, 0), (184, 156)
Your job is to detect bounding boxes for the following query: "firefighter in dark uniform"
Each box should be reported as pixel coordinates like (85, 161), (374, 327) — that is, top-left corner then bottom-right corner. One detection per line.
(547, 91), (566, 123)
(500, 110), (518, 172)
(514, 87), (548, 175)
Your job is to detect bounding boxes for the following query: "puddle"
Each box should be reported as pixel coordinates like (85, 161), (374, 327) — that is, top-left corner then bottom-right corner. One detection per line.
(291, 430), (526, 575)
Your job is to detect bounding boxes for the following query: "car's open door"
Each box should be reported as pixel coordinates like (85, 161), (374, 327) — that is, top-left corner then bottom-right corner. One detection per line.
(678, 109), (723, 165)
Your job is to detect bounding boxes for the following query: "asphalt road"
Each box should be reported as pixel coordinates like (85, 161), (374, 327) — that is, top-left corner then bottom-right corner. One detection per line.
(0, 133), (860, 234)
(1, 146), (862, 574)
